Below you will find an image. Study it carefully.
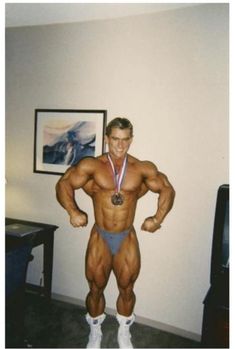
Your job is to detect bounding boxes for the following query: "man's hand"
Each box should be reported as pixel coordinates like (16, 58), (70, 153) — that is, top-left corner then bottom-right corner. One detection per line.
(141, 216), (161, 233)
(69, 210), (88, 228)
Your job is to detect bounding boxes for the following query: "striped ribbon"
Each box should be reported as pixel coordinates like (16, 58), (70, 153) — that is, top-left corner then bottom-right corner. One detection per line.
(107, 154), (128, 193)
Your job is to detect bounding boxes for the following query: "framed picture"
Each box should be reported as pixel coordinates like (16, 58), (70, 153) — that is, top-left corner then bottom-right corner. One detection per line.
(34, 109), (107, 175)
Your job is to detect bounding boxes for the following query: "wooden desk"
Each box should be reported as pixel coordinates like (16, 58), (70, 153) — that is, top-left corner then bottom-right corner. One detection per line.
(6, 217), (58, 299)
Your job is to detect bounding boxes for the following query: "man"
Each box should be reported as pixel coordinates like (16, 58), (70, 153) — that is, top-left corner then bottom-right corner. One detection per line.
(56, 117), (175, 348)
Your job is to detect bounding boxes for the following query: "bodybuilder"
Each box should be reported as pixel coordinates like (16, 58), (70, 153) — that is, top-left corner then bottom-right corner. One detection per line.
(56, 118), (175, 348)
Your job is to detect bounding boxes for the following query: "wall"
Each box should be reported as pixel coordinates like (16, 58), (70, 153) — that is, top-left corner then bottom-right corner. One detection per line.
(5, 4), (229, 339)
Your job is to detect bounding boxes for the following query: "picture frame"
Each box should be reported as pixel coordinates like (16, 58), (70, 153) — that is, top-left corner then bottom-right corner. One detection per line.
(34, 109), (107, 175)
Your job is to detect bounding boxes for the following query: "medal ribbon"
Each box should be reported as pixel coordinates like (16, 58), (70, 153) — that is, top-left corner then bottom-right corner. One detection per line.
(107, 154), (128, 193)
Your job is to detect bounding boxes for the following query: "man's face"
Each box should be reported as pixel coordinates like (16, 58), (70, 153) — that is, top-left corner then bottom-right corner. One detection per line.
(105, 127), (133, 159)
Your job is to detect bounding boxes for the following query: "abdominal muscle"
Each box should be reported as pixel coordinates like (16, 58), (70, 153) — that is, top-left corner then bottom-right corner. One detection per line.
(92, 190), (138, 233)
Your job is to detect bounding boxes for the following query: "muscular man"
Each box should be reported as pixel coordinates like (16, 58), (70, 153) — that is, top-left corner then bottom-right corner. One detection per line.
(56, 118), (175, 348)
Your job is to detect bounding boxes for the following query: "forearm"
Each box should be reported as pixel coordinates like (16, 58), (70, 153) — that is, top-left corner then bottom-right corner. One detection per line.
(56, 180), (88, 228)
(154, 186), (175, 224)
(56, 180), (80, 216)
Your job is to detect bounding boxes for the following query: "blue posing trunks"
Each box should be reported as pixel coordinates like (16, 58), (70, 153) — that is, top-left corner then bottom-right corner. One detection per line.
(95, 224), (130, 255)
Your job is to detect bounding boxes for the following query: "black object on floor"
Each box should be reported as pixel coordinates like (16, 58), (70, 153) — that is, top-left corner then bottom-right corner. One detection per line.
(6, 292), (200, 348)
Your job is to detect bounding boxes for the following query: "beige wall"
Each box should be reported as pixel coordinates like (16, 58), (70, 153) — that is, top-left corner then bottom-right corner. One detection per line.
(5, 4), (229, 339)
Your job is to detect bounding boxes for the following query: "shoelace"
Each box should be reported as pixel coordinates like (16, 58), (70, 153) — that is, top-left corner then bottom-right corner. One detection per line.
(90, 326), (102, 340)
(120, 325), (131, 339)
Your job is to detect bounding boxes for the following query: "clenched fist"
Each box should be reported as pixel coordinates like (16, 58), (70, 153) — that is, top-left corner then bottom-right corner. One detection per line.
(69, 210), (88, 228)
(141, 216), (161, 233)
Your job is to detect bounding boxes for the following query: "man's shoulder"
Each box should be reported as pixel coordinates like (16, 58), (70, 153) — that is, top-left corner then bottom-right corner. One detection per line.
(96, 153), (106, 161)
(77, 156), (97, 164)
(74, 156), (100, 172)
(78, 154), (108, 167)
(128, 155), (157, 169)
(127, 154), (140, 164)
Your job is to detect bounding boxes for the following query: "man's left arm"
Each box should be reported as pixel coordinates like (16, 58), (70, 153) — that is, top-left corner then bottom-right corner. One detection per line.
(141, 163), (175, 233)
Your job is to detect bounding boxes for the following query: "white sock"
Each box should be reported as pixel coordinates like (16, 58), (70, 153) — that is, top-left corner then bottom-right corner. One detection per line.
(116, 313), (135, 348)
(86, 313), (106, 349)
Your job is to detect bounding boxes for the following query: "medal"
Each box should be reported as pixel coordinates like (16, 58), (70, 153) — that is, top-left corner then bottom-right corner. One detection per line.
(111, 193), (124, 206)
(107, 154), (128, 206)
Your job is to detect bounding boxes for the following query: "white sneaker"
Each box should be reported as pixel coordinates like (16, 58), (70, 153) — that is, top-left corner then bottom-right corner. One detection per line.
(116, 313), (135, 349)
(86, 313), (106, 349)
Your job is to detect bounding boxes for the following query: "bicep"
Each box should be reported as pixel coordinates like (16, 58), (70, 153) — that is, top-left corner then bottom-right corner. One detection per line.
(144, 163), (172, 193)
(58, 159), (93, 190)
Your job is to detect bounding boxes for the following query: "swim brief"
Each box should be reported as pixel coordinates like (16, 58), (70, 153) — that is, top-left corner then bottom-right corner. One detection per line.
(95, 224), (131, 255)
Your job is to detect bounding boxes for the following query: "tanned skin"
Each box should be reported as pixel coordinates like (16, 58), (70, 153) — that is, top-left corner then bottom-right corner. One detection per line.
(56, 127), (175, 317)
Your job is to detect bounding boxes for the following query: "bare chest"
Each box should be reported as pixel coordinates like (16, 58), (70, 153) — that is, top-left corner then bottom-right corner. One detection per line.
(84, 163), (143, 194)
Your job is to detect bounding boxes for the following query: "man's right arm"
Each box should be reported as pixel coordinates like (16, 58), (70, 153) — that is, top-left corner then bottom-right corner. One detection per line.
(55, 159), (94, 227)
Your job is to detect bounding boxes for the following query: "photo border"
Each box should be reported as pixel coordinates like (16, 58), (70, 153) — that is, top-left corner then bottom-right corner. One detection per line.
(33, 109), (107, 175)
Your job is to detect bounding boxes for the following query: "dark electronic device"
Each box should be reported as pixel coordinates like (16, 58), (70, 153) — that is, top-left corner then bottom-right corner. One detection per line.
(201, 184), (229, 347)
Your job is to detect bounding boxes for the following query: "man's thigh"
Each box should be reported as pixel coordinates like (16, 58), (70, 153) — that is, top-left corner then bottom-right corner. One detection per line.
(112, 229), (141, 288)
(85, 228), (112, 288)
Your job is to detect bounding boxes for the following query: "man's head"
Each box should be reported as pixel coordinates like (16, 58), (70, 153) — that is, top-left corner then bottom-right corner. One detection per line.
(105, 117), (133, 138)
(105, 117), (133, 159)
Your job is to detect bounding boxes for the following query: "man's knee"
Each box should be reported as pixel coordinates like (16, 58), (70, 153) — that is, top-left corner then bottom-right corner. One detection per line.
(88, 281), (105, 298)
(118, 284), (135, 302)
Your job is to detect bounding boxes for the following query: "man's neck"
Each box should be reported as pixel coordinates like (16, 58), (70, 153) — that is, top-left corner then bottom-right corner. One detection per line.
(107, 153), (128, 172)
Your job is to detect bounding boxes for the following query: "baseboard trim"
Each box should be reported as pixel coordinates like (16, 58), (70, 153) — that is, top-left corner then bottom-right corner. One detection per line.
(51, 292), (201, 342)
